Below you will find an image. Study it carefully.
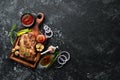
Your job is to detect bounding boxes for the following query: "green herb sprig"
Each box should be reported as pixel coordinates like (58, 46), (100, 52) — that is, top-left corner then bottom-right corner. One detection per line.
(8, 24), (17, 45)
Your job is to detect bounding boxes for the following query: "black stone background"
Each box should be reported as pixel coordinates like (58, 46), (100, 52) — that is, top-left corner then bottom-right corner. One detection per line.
(0, 0), (120, 80)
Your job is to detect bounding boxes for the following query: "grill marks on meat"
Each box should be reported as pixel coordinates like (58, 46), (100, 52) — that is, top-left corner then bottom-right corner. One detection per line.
(19, 32), (36, 59)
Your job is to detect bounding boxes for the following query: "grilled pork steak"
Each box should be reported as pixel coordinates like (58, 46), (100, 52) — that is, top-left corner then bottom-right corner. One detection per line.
(19, 32), (36, 61)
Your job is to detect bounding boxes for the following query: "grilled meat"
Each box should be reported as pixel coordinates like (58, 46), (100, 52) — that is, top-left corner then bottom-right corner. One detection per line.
(19, 32), (36, 60)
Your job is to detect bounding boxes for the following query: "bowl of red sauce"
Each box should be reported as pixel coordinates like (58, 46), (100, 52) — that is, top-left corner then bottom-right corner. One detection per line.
(21, 13), (35, 27)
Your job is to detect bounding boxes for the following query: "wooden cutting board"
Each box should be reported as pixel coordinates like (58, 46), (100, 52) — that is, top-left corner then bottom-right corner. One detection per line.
(9, 13), (45, 68)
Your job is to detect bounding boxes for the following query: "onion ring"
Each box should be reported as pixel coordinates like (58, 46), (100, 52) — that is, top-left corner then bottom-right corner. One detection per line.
(43, 24), (53, 38)
(56, 51), (70, 68)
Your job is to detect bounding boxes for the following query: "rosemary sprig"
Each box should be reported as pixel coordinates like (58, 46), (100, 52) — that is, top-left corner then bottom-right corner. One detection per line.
(8, 24), (17, 45)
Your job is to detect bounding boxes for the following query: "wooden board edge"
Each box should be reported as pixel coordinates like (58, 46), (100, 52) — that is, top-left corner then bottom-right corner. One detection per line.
(9, 53), (41, 68)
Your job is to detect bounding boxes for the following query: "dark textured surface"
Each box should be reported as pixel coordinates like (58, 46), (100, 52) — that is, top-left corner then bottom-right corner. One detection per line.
(0, 0), (120, 80)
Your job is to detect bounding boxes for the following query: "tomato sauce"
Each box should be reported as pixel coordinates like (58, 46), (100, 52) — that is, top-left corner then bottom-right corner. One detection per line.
(21, 14), (34, 26)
